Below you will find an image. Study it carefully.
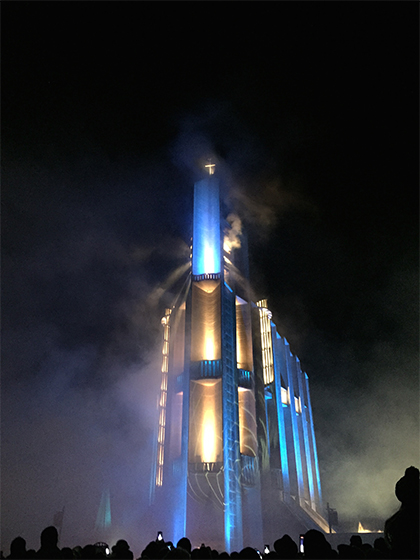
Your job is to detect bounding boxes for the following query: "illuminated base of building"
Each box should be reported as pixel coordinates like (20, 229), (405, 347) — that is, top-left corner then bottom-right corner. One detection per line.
(149, 296), (329, 550)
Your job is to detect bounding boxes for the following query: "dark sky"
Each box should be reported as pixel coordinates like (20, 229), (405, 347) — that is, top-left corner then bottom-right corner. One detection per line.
(2, 2), (419, 553)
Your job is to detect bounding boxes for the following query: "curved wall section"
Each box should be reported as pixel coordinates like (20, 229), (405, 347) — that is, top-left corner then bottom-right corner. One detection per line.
(190, 280), (221, 361)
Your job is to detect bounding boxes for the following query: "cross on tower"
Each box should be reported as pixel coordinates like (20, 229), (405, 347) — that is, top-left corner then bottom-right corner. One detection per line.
(205, 161), (216, 175)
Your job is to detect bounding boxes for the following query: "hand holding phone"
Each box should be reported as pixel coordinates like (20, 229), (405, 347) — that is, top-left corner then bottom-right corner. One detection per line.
(299, 534), (304, 554)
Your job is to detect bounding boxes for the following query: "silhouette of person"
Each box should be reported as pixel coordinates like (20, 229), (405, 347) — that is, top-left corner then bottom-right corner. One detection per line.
(8, 537), (27, 559)
(176, 539), (192, 555)
(36, 526), (62, 559)
(303, 530), (336, 559)
(191, 545), (212, 559)
(111, 540), (133, 559)
(349, 536), (363, 550)
(238, 547), (260, 559)
(373, 538), (389, 558)
(163, 548), (190, 559)
(337, 543), (365, 559)
(273, 534), (298, 558)
(81, 544), (96, 559)
(384, 466), (419, 559)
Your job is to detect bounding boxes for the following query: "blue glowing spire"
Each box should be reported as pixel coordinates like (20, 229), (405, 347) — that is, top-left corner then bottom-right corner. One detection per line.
(192, 167), (221, 276)
(95, 489), (111, 530)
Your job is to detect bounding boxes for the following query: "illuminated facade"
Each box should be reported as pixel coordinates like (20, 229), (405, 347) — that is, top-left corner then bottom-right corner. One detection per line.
(150, 166), (328, 551)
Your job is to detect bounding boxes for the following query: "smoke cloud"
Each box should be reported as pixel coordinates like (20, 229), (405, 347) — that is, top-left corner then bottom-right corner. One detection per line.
(310, 259), (419, 527)
(2, 105), (418, 553)
(1, 156), (190, 553)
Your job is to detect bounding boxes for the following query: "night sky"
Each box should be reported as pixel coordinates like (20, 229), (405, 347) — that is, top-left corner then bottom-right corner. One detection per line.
(2, 2), (419, 554)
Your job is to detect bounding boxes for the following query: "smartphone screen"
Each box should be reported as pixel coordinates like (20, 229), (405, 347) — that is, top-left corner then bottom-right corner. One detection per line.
(264, 545), (270, 554)
(299, 535), (304, 553)
(157, 531), (163, 541)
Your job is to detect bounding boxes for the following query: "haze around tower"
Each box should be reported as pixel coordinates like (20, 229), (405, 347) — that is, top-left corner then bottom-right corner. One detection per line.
(2, 2), (418, 552)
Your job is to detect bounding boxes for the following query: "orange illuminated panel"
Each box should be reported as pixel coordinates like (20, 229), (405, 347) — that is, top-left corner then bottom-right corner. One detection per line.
(156, 466), (163, 486)
(188, 379), (222, 464)
(236, 297), (253, 371)
(191, 280), (221, 361)
(281, 387), (290, 406)
(257, 300), (274, 385)
(155, 308), (171, 487)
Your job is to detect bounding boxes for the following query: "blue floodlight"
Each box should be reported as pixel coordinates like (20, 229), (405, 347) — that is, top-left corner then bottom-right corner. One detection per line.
(192, 177), (221, 276)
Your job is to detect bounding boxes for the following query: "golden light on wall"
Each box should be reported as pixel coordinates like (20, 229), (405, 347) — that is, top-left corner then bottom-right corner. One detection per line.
(205, 337), (216, 361)
(281, 386), (290, 406)
(202, 409), (217, 462)
(238, 387), (258, 457)
(156, 308), (171, 487)
(257, 300), (275, 385)
(191, 280), (221, 362)
(236, 297), (253, 371)
(189, 379), (222, 464)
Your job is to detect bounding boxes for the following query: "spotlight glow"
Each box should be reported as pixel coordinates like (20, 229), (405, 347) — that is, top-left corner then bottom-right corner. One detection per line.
(204, 336), (216, 361)
(202, 409), (217, 463)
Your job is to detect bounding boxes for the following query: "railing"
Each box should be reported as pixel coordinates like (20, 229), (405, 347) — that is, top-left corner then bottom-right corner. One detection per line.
(238, 369), (252, 389)
(241, 455), (257, 486)
(188, 462), (223, 473)
(190, 360), (222, 379)
(192, 273), (221, 281)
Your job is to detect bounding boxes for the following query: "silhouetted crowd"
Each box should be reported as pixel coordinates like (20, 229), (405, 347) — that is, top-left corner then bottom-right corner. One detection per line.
(3, 467), (418, 560)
